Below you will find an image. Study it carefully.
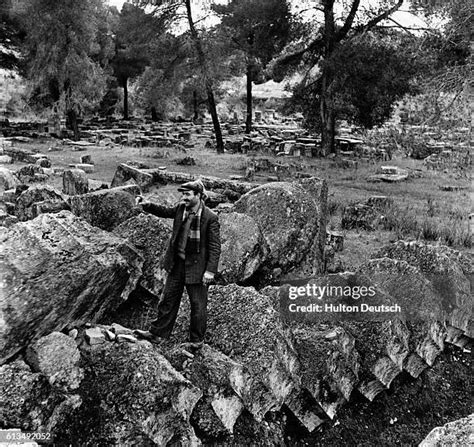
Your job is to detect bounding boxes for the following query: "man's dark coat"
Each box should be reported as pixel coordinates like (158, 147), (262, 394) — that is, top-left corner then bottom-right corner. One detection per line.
(142, 201), (221, 284)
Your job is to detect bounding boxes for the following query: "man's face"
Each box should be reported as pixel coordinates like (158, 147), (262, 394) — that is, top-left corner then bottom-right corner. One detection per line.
(181, 190), (200, 209)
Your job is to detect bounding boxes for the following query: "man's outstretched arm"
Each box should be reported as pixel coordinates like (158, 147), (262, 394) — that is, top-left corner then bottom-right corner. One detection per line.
(136, 196), (178, 218)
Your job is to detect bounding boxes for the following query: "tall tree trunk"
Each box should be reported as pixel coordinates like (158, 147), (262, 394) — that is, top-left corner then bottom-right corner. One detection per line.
(64, 80), (79, 141)
(320, 67), (336, 156)
(151, 106), (158, 122)
(123, 77), (129, 120)
(206, 83), (223, 150)
(193, 90), (199, 121)
(184, 0), (224, 153)
(245, 63), (253, 134)
(320, 0), (336, 155)
(67, 109), (79, 141)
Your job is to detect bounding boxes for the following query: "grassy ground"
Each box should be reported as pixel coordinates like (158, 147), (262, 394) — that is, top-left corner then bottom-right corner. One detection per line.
(5, 136), (471, 268)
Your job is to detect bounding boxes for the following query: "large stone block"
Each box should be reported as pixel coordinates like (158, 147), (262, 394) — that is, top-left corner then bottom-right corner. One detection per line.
(113, 213), (171, 296)
(14, 185), (70, 221)
(111, 163), (154, 191)
(68, 185), (141, 231)
(0, 211), (143, 363)
(234, 177), (327, 277)
(62, 169), (89, 195)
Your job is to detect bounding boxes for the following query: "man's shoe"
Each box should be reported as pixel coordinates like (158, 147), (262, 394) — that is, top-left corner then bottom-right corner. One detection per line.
(186, 341), (204, 350)
(134, 329), (164, 344)
(134, 329), (153, 340)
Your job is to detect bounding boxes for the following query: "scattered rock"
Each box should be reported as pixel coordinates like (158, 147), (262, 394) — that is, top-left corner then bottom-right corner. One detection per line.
(62, 169), (89, 195)
(116, 334), (137, 343)
(0, 167), (20, 191)
(15, 164), (44, 182)
(85, 328), (106, 346)
(14, 185), (70, 221)
(36, 158), (52, 168)
(25, 332), (84, 392)
(111, 323), (134, 336)
(367, 166), (408, 182)
(71, 163), (94, 173)
(326, 230), (344, 252)
(111, 163), (154, 192)
(176, 156), (196, 166)
(0, 360), (63, 429)
(419, 414), (474, 447)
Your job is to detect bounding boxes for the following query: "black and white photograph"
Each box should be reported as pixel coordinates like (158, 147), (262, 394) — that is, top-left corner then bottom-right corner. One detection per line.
(0, 0), (472, 445)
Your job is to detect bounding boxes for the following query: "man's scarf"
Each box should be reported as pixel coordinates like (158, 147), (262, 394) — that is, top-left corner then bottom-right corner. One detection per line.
(186, 200), (203, 253)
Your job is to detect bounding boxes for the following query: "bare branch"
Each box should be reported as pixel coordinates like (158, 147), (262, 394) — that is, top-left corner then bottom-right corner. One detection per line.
(335, 0), (360, 43)
(382, 18), (436, 34)
(356, 0), (404, 34)
(274, 37), (324, 68)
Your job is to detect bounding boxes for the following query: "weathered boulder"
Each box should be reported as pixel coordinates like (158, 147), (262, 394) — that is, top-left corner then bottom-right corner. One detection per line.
(15, 164), (45, 183)
(0, 166), (20, 191)
(218, 211), (269, 283)
(68, 184), (141, 231)
(0, 360), (66, 431)
(113, 213), (171, 296)
(62, 169), (89, 195)
(342, 195), (393, 231)
(59, 341), (202, 446)
(0, 211), (143, 363)
(36, 158), (52, 168)
(25, 332), (83, 392)
(419, 414), (474, 447)
(14, 185), (69, 221)
(205, 190), (227, 208)
(111, 163), (154, 191)
(233, 178), (327, 278)
(0, 208), (18, 227)
(87, 179), (109, 192)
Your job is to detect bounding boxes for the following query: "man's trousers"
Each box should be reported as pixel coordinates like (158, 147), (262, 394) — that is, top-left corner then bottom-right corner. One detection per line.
(149, 258), (208, 342)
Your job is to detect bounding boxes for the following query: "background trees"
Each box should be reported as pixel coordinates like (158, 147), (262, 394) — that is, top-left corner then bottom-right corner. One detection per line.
(21, 0), (111, 139)
(289, 31), (427, 132)
(2, 0), (470, 146)
(111, 3), (168, 119)
(213, 0), (291, 133)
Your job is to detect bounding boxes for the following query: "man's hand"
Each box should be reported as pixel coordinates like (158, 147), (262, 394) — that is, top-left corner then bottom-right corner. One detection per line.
(202, 271), (215, 285)
(135, 195), (145, 206)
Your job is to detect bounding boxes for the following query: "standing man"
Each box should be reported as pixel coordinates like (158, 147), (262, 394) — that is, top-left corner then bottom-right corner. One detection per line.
(135, 179), (221, 346)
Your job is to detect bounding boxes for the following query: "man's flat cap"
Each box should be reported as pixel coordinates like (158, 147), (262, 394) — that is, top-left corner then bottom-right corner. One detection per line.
(177, 179), (205, 194)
